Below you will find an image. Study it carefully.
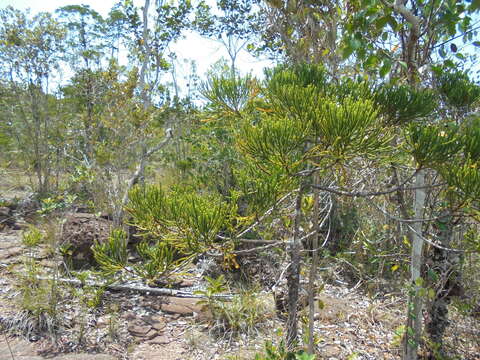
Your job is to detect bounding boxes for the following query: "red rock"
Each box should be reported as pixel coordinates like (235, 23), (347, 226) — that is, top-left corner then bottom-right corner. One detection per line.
(179, 279), (195, 287)
(160, 297), (202, 316)
(127, 323), (152, 337)
(147, 335), (171, 345)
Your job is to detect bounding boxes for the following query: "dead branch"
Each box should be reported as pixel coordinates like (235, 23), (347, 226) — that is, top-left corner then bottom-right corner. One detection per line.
(35, 276), (233, 299)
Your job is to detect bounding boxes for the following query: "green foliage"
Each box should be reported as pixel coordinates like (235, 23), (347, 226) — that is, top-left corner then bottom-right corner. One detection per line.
(254, 340), (315, 360)
(461, 117), (480, 161)
(195, 275), (227, 300)
(266, 63), (329, 92)
(201, 73), (257, 115)
(239, 64), (393, 176)
(311, 97), (391, 160)
(37, 194), (77, 215)
(93, 228), (184, 284)
(441, 159), (480, 201)
(22, 226), (44, 247)
(196, 277), (270, 336)
(132, 241), (178, 285)
(374, 85), (437, 125)
(127, 185), (235, 254)
(15, 258), (61, 335)
(239, 115), (308, 174)
(235, 163), (294, 214)
(437, 70), (480, 110)
(92, 229), (128, 276)
(405, 122), (463, 167)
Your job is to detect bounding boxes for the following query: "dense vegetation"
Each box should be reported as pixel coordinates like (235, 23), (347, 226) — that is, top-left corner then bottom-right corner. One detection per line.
(1, 1), (480, 359)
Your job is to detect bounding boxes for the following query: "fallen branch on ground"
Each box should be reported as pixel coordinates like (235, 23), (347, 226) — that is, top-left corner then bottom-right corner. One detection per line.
(36, 276), (234, 299)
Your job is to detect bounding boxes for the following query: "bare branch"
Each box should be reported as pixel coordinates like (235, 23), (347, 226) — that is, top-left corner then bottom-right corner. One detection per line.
(312, 182), (445, 198)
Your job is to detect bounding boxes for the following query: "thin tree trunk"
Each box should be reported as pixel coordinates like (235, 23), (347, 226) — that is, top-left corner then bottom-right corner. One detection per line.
(404, 169), (426, 360)
(307, 174), (320, 354)
(425, 210), (462, 356)
(286, 184), (305, 349)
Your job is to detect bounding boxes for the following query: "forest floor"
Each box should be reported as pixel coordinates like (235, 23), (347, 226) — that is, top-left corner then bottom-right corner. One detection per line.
(0, 173), (479, 360)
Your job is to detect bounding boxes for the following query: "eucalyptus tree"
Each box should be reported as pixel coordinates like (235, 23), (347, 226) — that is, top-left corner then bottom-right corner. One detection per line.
(256, 0), (344, 74)
(103, 0), (194, 223)
(193, 0), (261, 74)
(56, 5), (109, 162)
(0, 7), (66, 194)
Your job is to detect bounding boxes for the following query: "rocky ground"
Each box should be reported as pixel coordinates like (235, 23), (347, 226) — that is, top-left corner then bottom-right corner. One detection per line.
(0, 180), (479, 359)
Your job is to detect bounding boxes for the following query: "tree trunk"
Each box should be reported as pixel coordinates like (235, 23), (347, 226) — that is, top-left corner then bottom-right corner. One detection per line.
(425, 211), (462, 356)
(404, 169), (426, 360)
(307, 174), (320, 354)
(286, 185), (304, 349)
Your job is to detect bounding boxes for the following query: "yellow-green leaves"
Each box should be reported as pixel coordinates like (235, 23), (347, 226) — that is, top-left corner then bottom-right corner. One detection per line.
(405, 123), (463, 168)
(374, 85), (436, 125)
(239, 64), (393, 173)
(437, 70), (480, 110)
(201, 74), (257, 117)
(127, 185), (235, 254)
(92, 229), (128, 276)
(238, 114), (309, 175)
(310, 97), (392, 161)
(440, 159), (480, 201)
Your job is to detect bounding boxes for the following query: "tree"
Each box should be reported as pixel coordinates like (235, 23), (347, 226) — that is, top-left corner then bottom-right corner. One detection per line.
(339, 2), (480, 358)
(0, 7), (66, 194)
(256, 0), (344, 74)
(238, 64), (396, 348)
(193, 0), (261, 74)
(56, 5), (109, 162)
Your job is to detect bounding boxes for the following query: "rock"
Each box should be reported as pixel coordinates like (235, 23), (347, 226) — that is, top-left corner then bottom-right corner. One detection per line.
(127, 322), (152, 337)
(0, 337), (115, 360)
(0, 207), (10, 217)
(13, 220), (28, 230)
(122, 312), (136, 321)
(0, 206), (16, 230)
(160, 297), (202, 316)
(143, 315), (167, 331)
(194, 308), (213, 323)
(169, 314), (181, 320)
(61, 213), (113, 269)
(55, 355), (116, 360)
(0, 246), (23, 260)
(179, 279), (195, 287)
(147, 335), (171, 345)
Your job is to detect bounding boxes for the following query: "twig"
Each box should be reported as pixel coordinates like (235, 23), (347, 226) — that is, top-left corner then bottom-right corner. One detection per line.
(232, 240), (285, 256)
(235, 189), (299, 239)
(312, 182), (445, 198)
(405, 224), (466, 253)
(372, 202), (449, 223)
(3, 332), (15, 360)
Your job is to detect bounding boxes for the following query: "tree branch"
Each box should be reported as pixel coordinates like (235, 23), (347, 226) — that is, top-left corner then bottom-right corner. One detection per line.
(312, 182), (445, 198)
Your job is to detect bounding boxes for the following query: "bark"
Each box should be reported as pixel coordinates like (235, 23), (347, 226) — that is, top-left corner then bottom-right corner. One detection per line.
(286, 184), (305, 349)
(114, 133), (172, 225)
(425, 211), (462, 355)
(404, 169), (426, 360)
(308, 174), (320, 354)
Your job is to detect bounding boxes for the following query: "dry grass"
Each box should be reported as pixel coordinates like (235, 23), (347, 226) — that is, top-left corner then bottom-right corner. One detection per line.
(0, 168), (32, 201)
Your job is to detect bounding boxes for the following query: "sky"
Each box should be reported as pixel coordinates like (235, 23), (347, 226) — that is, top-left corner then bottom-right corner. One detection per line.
(0, 0), (273, 92)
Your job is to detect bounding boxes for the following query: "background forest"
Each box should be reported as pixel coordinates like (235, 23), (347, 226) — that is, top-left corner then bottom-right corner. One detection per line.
(1, 0), (480, 359)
